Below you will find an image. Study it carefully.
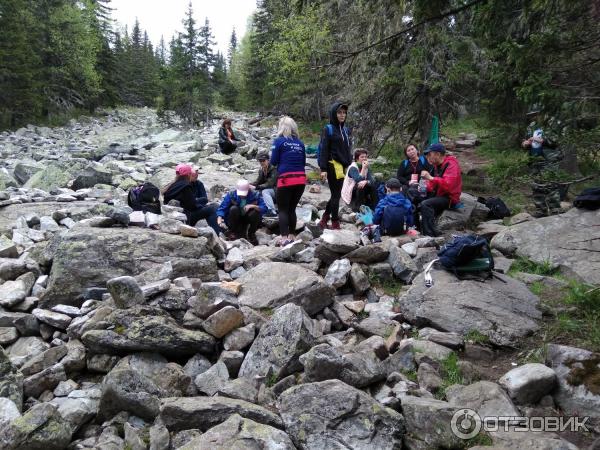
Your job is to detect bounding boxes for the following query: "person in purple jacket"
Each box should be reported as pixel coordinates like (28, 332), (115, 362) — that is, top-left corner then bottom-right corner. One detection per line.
(270, 116), (307, 246)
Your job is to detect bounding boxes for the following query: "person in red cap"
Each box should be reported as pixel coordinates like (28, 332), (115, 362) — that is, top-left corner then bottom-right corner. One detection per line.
(162, 164), (220, 233)
(216, 179), (267, 244)
(418, 143), (462, 236)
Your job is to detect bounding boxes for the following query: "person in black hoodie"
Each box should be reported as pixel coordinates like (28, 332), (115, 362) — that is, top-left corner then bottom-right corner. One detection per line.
(162, 164), (220, 234)
(318, 102), (352, 230)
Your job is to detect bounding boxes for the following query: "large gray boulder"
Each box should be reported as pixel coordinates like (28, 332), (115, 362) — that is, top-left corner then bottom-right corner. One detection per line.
(0, 403), (71, 450)
(71, 164), (113, 190)
(98, 352), (190, 421)
(437, 192), (488, 232)
(446, 381), (520, 420)
(491, 208), (600, 284)
(397, 269), (541, 346)
(24, 160), (87, 191)
(13, 162), (44, 185)
(278, 379), (405, 450)
(300, 343), (386, 388)
(178, 414), (296, 450)
(237, 262), (334, 315)
(400, 395), (466, 449)
(499, 363), (557, 404)
(159, 396), (284, 432)
(81, 306), (215, 357)
(239, 303), (318, 381)
(547, 343), (600, 417)
(41, 227), (217, 307)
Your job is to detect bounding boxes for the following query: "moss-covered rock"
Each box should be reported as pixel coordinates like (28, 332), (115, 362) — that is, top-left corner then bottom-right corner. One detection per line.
(0, 402), (71, 450)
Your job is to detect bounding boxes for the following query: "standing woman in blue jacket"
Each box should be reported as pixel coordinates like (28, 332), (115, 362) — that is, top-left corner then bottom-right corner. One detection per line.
(270, 116), (307, 246)
(318, 102), (352, 230)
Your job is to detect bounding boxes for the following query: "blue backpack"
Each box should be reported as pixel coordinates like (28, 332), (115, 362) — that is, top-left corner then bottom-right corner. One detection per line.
(437, 234), (494, 279)
(381, 197), (413, 236)
(402, 155), (427, 169)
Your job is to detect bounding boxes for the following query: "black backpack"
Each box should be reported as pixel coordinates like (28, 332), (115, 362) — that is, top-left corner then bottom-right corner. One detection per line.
(478, 196), (511, 220)
(437, 234), (494, 280)
(573, 187), (600, 210)
(128, 182), (162, 214)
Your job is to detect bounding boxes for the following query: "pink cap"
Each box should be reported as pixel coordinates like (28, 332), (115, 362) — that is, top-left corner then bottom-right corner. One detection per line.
(236, 179), (250, 196)
(175, 164), (193, 176)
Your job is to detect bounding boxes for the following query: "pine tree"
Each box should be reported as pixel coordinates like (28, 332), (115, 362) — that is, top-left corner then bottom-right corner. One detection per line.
(0, 0), (42, 127)
(227, 28), (237, 67)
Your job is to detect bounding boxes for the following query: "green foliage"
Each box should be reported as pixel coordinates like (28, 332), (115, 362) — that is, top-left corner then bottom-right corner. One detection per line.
(402, 370), (418, 382)
(367, 272), (404, 296)
(266, 372), (278, 387)
(465, 330), (490, 345)
(508, 257), (558, 276)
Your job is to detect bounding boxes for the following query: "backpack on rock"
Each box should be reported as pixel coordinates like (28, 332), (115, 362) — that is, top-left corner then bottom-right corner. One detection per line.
(128, 182), (162, 215)
(437, 234), (495, 280)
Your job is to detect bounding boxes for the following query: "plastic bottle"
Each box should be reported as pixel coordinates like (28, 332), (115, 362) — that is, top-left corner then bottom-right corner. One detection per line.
(418, 178), (427, 197)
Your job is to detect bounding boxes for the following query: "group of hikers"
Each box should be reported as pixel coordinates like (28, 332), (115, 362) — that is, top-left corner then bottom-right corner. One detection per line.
(152, 101), (465, 245)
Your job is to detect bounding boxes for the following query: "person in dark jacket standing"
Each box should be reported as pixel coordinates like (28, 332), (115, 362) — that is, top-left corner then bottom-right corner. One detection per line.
(270, 116), (307, 246)
(251, 152), (278, 217)
(162, 164), (220, 234)
(318, 102), (352, 230)
(218, 118), (238, 154)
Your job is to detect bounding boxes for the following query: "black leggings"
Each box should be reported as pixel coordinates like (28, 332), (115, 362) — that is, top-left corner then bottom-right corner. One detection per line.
(276, 184), (305, 236)
(219, 141), (237, 154)
(325, 164), (344, 220)
(187, 204), (219, 234)
(228, 206), (260, 237)
(420, 196), (450, 237)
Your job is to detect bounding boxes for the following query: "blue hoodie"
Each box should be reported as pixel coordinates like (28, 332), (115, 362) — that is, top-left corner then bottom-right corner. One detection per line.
(270, 136), (306, 176)
(216, 189), (267, 225)
(373, 192), (414, 229)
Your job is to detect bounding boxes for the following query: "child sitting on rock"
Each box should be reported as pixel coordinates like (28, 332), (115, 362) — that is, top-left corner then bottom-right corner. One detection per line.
(361, 178), (415, 243)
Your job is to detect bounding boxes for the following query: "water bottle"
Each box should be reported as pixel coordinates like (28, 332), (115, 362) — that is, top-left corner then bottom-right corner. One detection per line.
(418, 178), (427, 197)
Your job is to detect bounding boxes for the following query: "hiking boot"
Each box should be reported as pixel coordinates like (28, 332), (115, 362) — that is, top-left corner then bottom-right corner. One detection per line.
(247, 233), (259, 245)
(318, 212), (330, 230)
(330, 220), (341, 230)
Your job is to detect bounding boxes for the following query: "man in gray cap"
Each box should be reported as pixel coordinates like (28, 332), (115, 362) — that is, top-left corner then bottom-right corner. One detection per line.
(251, 152), (278, 217)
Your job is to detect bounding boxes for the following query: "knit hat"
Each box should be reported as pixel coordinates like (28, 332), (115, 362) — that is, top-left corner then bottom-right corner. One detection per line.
(175, 164), (193, 176)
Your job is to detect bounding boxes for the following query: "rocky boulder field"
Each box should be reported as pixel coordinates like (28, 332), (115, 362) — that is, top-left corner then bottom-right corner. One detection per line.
(0, 109), (598, 449)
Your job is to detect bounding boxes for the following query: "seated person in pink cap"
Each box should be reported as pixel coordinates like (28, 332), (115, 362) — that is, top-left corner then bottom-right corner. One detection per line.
(216, 179), (266, 245)
(162, 164), (219, 233)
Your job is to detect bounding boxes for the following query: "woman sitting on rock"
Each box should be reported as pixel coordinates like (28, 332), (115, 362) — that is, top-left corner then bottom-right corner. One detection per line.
(342, 148), (378, 212)
(218, 118), (238, 154)
(162, 164), (219, 234)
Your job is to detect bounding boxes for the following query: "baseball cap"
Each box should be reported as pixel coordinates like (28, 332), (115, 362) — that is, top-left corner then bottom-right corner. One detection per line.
(175, 164), (193, 176)
(236, 179), (250, 196)
(257, 152), (269, 161)
(424, 143), (446, 155)
(385, 178), (401, 190)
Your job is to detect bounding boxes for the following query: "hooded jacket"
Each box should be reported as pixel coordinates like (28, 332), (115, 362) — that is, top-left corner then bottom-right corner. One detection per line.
(318, 102), (352, 171)
(426, 155), (462, 205)
(163, 180), (198, 218)
(218, 126), (236, 145)
(373, 192), (414, 228)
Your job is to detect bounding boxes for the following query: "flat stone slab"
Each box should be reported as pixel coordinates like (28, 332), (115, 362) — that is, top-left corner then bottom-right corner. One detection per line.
(491, 208), (600, 285)
(397, 269), (541, 346)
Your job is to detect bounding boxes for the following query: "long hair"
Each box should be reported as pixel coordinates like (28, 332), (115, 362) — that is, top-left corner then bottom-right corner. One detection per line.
(222, 118), (232, 127)
(276, 116), (299, 138)
(162, 174), (190, 194)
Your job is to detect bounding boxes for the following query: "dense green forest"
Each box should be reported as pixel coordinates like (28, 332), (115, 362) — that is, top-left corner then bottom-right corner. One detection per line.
(1, 0), (598, 172)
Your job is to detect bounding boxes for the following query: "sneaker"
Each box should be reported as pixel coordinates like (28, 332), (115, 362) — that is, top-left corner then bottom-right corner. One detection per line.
(263, 211), (278, 218)
(330, 220), (341, 230)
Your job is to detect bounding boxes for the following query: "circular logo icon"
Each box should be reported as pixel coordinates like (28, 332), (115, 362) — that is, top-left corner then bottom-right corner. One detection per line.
(451, 408), (482, 439)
